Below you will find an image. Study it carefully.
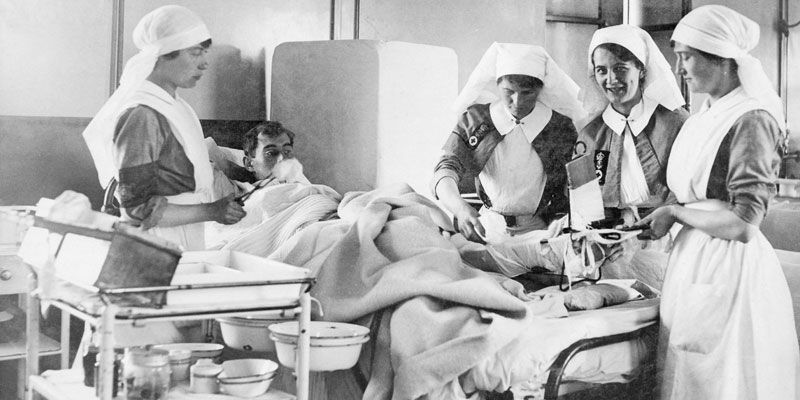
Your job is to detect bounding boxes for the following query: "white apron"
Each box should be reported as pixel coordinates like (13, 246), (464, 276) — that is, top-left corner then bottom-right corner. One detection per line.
(121, 82), (214, 251)
(660, 89), (800, 399)
(109, 83), (211, 348)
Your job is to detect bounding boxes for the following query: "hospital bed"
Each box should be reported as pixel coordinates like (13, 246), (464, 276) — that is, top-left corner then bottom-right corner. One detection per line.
(345, 277), (660, 400)
(198, 175), (661, 399)
(524, 298), (658, 400)
(195, 147), (661, 399)
(229, 37), (664, 397)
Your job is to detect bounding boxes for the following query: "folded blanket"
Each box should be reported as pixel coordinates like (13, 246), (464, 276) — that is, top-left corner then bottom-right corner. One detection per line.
(267, 183), (531, 400)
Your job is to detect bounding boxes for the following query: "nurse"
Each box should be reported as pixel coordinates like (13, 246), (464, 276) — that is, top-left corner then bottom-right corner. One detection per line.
(629, 5), (800, 399)
(579, 24), (688, 225)
(433, 43), (585, 243)
(80, 5), (245, 348)
(83, 5), (245, 251)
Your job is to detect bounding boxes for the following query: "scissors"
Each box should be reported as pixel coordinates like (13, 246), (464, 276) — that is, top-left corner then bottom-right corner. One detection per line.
(598, 231), (621, 240)
(235, 176), (276, 205)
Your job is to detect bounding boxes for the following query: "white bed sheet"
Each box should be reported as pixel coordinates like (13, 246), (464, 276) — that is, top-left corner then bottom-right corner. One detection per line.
(465, 298), (659, 399)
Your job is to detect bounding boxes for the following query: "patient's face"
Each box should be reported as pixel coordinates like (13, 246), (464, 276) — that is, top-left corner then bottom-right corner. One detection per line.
(246, 133), (294, 180)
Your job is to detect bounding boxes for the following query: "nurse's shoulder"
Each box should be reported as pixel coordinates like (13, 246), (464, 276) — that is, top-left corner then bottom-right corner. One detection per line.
(452, 103), (501, 152)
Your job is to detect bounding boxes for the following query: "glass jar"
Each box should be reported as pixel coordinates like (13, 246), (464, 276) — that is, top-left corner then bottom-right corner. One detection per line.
(123, 347), (171, 400)
(167, 349), (192, 385)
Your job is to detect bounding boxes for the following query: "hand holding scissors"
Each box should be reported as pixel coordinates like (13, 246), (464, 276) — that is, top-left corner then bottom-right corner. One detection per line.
(235, 176), (276, 205)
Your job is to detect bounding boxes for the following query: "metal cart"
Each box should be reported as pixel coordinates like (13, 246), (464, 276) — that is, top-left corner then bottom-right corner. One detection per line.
(25, 273), (315, 400)
(21, 216), (316, 400)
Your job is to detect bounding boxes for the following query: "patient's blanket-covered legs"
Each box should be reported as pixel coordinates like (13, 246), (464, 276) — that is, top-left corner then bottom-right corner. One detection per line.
(268, 184), (531, 400)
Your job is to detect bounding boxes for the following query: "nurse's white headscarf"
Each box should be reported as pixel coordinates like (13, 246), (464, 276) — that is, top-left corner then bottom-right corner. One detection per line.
(452, 42), (586, 124)
(83, 5), (211, 186)
(582, 24), (685, 117)
(671, 5), (786, 131)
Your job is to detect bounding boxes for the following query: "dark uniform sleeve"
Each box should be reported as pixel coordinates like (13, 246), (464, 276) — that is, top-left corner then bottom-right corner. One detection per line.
(431, 122), (468, 196)
(431, 105), (497, 198)
(725, 110), (782, 225)
(112, 106), (168, 223)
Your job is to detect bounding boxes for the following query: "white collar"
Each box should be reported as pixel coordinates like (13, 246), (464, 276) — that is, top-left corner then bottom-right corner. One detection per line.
(140, 80), (177, 105)
(601, 97), (657, 137)
(699, 86), (746, 117)
(489, 101), (553, 143)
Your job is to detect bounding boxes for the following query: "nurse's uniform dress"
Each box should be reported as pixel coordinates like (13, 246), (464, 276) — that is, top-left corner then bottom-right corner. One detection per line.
(579, 24), (687, 223)
(114, 80), (214, 252)
(577, 25), (687, 289)
(81, 5), (214, 348)
(659, 87), (800, 399)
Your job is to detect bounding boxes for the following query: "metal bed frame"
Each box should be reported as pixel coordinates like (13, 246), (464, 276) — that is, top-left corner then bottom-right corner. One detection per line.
(542, 324), (657, 400)
(350, 309), (657, 400)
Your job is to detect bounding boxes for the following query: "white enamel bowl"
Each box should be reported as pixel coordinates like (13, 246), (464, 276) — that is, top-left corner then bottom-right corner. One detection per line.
(217, 316), (290, 352)
(268, 321), (370, 371)
(217, 359), (278, 397)
(152, 342), (223, 364)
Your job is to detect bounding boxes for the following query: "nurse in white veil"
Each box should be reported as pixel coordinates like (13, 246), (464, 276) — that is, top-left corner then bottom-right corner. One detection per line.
(629, 5), (800, 399)
(80, 5), (246, 348)
(83, 5), (245, 252)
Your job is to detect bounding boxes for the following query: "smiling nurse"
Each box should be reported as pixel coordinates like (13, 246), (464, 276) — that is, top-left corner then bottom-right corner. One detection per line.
(578, 24), (688, 226)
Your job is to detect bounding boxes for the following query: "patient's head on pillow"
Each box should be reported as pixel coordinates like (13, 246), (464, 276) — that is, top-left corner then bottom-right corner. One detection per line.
(243, 121), (296, 180)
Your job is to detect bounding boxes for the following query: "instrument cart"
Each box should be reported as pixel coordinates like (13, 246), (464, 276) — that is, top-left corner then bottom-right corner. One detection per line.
(25, 274), (314, 400)
(21, 217), (315, 400)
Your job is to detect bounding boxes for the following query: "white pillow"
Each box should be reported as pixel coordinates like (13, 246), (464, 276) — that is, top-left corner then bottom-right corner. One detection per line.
(205, 137), (246, 167)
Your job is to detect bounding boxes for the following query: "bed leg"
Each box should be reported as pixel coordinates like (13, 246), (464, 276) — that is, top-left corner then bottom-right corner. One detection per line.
(542, 324), (658, 400)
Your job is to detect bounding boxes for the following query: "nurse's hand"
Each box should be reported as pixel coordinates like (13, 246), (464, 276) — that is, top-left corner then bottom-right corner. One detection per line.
(454, 206), (486, 244)
(210, 195), (246, 225)
(622, 205), (677, 240)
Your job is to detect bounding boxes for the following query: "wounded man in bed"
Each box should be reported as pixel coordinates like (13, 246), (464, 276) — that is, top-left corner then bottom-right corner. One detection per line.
(207, 122), (642, 290)
(208, 121), (311, 197)
(205, 121), (341, 254)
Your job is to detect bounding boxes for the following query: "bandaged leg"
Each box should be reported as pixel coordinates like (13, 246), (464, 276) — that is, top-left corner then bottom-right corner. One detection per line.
(455, 218), (571, 277)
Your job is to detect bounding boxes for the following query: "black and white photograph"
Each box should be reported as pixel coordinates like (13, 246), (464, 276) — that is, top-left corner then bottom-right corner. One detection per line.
(2, 1), (800, 399)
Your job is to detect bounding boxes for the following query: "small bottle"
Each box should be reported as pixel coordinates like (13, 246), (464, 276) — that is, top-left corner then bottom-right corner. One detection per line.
(82, 344), (99, 387)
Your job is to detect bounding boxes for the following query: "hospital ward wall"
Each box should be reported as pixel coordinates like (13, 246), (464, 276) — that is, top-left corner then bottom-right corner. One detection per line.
(0, 0), (331, 207)
(271, 40), (458, 195)
(269, 1), (547, 195)
(0, 0), (112, 207)
(356, 0), (546, 91)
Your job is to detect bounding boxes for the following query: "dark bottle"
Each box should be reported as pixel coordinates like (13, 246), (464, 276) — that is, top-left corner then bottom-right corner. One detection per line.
(82, 344), (100, 386)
